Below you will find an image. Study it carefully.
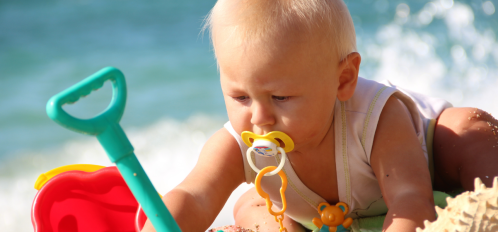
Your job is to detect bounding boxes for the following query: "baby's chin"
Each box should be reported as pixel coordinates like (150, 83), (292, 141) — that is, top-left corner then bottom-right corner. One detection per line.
(208, 225), (255, 232)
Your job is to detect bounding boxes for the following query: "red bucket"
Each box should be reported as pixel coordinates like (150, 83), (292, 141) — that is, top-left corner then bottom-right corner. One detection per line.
(32, 165), (148, 232)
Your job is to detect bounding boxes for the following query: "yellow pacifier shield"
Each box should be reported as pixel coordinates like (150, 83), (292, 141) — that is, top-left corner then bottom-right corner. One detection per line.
(241, 131), (294, 153)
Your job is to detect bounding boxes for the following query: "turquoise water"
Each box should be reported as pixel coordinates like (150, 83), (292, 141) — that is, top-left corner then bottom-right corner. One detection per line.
(0, 0), (223, 157)
(0, 0), (497, 230)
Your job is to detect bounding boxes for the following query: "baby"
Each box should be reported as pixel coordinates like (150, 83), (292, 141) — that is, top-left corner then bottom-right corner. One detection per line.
(143, 0), (498, 231)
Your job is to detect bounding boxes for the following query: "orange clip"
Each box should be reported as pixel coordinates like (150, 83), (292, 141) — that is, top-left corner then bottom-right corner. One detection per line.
(254, 166), (288, 216)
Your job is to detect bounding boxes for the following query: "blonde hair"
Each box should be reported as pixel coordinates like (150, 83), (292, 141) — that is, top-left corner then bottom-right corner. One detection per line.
(204, 0), (357, 61)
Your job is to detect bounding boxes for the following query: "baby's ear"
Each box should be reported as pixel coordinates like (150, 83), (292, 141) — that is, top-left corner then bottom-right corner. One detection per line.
(337, 52), (361, 101)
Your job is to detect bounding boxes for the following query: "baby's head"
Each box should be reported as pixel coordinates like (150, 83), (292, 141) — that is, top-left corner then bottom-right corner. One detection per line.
(206, 0), (361, 148)
(206, 0), (357, 64)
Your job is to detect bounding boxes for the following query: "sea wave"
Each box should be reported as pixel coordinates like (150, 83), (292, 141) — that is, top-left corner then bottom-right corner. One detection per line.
(363, 1), (498, 115)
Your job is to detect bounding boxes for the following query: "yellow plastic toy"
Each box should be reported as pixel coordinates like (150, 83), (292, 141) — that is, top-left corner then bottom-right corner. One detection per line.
(242, 131), (294, 232)
(34, 164), (105, 190)
(312, 202), (353, 232)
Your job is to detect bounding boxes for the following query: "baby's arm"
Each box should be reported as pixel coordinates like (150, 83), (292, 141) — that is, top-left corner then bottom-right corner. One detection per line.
(141, 128), (245, 231)
(370, 96), (435, 232)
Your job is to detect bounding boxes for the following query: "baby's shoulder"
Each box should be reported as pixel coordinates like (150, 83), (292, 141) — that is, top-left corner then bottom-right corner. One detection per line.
(344, 77), (394, 114)
(202, 127), (241, 157)
(196, 127), (246, 182)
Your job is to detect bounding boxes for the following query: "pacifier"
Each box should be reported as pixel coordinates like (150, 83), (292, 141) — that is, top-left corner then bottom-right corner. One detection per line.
(242, 131), (294, 176)
(242, 131), (294, 232)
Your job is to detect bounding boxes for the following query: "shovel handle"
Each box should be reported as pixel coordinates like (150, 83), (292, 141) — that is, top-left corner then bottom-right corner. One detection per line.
(46, 66), (127, 135)
(46, 67), (182, 232)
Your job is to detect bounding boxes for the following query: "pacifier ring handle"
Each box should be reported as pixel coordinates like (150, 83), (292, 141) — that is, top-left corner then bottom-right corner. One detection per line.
(247, 147), (286, 176)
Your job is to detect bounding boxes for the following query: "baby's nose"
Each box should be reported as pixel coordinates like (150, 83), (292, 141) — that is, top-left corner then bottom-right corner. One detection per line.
(250, 102), (275, 127)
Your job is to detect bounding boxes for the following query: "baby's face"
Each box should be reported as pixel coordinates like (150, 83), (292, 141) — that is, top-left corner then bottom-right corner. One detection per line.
(217, 29), (342, 151)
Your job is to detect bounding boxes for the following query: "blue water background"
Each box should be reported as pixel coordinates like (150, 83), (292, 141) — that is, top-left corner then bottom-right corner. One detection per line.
(0, 0), (223, 158)
(0, 0), (496, 230)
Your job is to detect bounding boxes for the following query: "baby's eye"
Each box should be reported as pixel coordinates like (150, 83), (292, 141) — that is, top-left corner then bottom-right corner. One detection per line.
(233, 96), (249, 102)
(272, 96), (289, 101)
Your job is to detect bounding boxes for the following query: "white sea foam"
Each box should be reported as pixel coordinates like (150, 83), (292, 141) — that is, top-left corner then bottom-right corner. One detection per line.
(0, 114), (251, 231)
(367, 1), (498, 116)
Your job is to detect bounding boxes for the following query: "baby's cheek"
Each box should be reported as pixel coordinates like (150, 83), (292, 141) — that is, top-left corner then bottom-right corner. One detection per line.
(227, 110), (251, 129)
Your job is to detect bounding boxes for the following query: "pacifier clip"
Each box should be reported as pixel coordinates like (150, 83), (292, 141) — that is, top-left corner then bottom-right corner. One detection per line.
(242, 131), (295, 232)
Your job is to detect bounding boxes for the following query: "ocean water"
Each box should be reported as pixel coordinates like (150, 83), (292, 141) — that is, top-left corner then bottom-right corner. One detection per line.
(0, 0), (496, 231)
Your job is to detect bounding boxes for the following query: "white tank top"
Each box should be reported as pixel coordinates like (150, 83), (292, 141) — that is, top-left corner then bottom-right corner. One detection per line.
(224, 77), (452, 230)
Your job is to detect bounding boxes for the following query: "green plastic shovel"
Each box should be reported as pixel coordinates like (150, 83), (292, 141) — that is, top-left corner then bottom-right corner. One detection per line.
(46, 66), (181, 232)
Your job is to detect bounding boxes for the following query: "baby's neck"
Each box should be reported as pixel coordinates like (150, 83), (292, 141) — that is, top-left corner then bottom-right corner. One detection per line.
(291, 116), (335, 157)
(288, 122), (339, 203)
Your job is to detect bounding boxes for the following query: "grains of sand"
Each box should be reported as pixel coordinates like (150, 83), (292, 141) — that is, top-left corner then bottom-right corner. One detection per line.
(208, 225), (255, 232)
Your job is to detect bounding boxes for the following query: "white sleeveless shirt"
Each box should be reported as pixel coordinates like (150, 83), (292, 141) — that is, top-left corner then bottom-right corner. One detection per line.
(224, 77), (452, 230)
